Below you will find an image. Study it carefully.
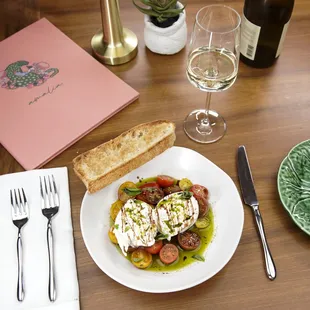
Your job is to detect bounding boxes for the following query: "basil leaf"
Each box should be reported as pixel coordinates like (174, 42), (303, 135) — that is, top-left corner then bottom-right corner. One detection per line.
(114, 224), (119, 229)
(123, 187), (142, 196)
(192, 254), (205, 262)
(132, 257), (143, 263)
(125, 226), (130, 232)
(178, 191), (193, 200)
(155, 233), (168, 241)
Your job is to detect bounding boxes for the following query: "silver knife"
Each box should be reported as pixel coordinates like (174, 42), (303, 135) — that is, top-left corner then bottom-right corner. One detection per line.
(237, 145), (277, 280)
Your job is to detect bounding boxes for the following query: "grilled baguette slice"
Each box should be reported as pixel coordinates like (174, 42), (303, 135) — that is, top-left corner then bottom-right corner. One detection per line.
(73, 120), (176, 193)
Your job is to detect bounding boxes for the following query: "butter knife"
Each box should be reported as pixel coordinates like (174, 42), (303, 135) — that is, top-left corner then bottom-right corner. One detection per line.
(237, 145), (277, 280)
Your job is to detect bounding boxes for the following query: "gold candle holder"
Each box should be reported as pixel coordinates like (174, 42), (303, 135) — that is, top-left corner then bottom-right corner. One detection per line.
(91, 0), (138, 65)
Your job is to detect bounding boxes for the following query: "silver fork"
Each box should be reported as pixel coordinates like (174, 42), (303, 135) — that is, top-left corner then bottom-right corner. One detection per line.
(10, 188), (29, 302)
(40, 175), (59, 302)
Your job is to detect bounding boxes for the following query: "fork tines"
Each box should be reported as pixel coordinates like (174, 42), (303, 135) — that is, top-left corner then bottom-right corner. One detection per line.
(10, 188), (29, 219)
(40, 175), (59, 209)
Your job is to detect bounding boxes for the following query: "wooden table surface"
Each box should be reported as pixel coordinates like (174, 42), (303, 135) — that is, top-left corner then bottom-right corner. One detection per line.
(1, 0), (310, 309)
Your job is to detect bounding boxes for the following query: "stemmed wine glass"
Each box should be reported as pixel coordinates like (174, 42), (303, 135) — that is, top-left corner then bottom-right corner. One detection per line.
(184, 5), (241, 143)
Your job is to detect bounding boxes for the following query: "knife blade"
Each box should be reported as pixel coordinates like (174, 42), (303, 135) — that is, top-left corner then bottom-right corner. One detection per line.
(237, 146), (258, 207)
(237, 145), (277, 281)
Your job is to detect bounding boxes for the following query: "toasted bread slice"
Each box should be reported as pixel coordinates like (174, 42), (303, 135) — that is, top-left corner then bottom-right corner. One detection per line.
(73, 120), (176, 193)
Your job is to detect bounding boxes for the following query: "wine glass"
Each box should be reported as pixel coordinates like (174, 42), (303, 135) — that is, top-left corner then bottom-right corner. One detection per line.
(184, 5), (241, 143)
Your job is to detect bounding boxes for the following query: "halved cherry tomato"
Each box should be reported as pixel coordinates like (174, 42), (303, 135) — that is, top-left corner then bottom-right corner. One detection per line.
(145, 187), (164, 205)
(110, 200), (124, 221)
(159, 244), (179, 264)
(135, 192), (149, 203)
(131, 249), (152, 269)
(157, 175), (175, 188)
(178, 231), (201, 251)
(195, 216), (210, 229)
(108, 227), (118, 244)
(118, 181), (138, 202)
(163, 185), (181, 195)
(196, 196), (209, 218)
(145, 240), (163, 254)
(127, 246), (139, 253)
(139, 182), (160, 189)
(190, 184), (209, 218)
(190, 184), (209, 199)
(179, 178), (193, 191)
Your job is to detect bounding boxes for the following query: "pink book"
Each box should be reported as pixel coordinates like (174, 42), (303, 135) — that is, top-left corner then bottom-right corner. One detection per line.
(0, 18), (139, 170)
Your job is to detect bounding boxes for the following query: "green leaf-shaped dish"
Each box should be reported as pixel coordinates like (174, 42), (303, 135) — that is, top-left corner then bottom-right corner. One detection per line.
(278, 139), (310, 235)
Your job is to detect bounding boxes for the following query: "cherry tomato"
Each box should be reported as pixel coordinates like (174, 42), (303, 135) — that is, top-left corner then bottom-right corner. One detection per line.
(195, 216), (210, 229)
(108, 227), (118, 244)
(135, 192), (149, 203)
(178, 231), (201, 251)
(110, 200), (124, 221)
(159, 244), (179, 264)
(144, 187), (164, 205)
(190, 184), (209, 218)
(157, 175), (175, 188)
(127, 246), (139, 253)
(145, 240), (163, 254)
(118, 181), (138, 202)
(163, 185), (181, 195)
(190, 184), (209, 199)
(139, 182), (160, 189)
(131, 249), (152, 269)
(196, 196), (209, 218)
(179, 178), (193, 191)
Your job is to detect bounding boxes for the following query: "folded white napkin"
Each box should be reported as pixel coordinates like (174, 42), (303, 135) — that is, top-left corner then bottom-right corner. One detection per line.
(0, 167), (79, 310)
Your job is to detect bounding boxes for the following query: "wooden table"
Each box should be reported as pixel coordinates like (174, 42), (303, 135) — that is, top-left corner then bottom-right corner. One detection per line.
(1, 0), (310, 309)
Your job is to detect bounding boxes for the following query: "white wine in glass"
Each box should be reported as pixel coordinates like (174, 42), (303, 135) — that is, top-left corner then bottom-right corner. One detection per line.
(184, 5), (241, 143)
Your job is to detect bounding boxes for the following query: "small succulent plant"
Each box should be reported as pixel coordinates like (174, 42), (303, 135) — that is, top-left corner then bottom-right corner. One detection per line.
(133, 0), (185, 23)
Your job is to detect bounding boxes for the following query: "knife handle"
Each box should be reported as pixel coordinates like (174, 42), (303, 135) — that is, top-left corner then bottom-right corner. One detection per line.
(252, 205), (277, 280)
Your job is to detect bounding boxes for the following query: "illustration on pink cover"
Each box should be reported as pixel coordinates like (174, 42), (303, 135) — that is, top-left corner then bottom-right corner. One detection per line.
(0, 60), (59, 89)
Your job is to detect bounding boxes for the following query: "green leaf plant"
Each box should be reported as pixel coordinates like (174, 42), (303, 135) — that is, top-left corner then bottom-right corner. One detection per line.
(132, 0), (185, 23)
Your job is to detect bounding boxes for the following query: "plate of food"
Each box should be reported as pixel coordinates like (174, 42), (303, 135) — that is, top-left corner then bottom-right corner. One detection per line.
(75, 120), (244, 293)
(278, 139), (310, 235)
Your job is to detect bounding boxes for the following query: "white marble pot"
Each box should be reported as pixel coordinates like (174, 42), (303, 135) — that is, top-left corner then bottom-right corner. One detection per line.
(144, 2), (187, 55)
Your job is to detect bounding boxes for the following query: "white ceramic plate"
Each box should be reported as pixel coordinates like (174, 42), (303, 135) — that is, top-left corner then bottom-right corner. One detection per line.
(80, 146), (244, 293)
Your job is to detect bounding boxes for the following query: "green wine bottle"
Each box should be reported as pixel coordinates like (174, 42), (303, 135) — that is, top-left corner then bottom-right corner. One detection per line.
(240, 0), (295, 68)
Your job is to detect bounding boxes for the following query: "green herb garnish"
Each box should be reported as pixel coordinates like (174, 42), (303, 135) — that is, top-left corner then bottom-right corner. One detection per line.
(155, 233), (169, 241)
(114, 224), (119, 229)
(123, 188), (142, 196)
(192, 254), (205, 262)
(178, 191), (193, 200)
(174, 223), (182, 228)
(164, 220), (173, 232)
(125, 226), (130, 232)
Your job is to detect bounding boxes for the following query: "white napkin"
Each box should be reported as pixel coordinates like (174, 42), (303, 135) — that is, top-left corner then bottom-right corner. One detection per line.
(0, 167), (80, 310)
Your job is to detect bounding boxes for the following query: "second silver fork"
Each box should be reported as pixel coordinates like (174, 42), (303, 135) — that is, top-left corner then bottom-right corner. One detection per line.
(40, 175), (59, 302)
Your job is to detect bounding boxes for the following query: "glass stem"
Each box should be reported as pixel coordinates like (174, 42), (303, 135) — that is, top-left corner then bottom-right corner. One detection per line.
(197, 92), (212, 134)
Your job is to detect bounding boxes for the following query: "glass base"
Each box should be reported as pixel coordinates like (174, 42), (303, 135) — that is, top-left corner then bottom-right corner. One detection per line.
(183, 109), (227, 144)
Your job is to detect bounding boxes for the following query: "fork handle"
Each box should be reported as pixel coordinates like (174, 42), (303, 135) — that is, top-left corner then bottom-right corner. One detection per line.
(253, 205), (277, 280)
(17, 230), (24, 302)
(47, 220), (56, 302)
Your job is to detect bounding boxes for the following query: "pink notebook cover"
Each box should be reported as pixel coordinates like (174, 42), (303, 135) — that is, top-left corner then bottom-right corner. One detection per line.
(0, 18), (139, 170)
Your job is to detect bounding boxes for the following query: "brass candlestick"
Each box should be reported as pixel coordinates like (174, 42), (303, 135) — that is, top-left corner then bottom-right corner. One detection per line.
(91, 0), (138, 65)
